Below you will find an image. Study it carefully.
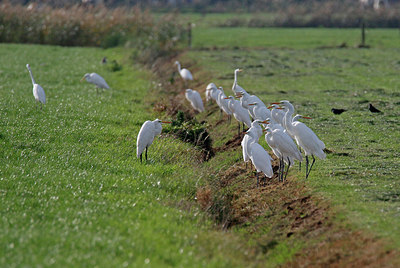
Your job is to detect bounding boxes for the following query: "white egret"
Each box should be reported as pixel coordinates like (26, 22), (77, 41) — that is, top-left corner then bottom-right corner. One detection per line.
(225, 96), (251, 134)
(136, 119), (171, 163)
(246, 127), (273, 186)
(206, 83), (217, 102)
(26, 64), (46, 109)
(282, 110), (326, 179)
(248, 102), (273, 128)
(216, 87), (232, 122)
(264, 126), (302, 182)
(241, 120), (264, 169)
(175, 61), (193, 84)
(232, 68), (246, 94)
(237, 91), (264, 119)
(81, 73), (110, 93)
(210, 86), (221, 102)
(185, 89), (204, 113)
(269, 104), (286, 126)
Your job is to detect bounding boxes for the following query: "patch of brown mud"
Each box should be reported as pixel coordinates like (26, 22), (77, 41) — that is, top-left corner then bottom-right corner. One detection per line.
(289, 229), (399, 268)
(214, 132), (244, 153)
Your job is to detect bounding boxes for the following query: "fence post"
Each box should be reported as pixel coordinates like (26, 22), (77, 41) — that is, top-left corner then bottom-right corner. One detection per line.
(188, 22), (192, 48)
(361, 22), (366, 47)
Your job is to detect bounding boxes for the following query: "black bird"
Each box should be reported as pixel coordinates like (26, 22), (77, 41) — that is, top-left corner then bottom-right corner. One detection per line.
(331, 108), (347, 115)
(368, 103), (382, 113)
(101, 57), (107, 64)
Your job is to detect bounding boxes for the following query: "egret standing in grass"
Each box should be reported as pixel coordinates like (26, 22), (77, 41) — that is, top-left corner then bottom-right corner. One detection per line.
(264, 126), (302, 182)
(175, 61), (193, 86)
(137, 119), (171, 163)
(80, 73), (110, 93)
(205, 83), (217, 103)
(281, 109), (326, 179)
(185, 89), (204, 113)
(246, 127), (273, 187)
(225, 96), (251, 135)
(232, 68), (246, 94)
(26, 64), (46, 109)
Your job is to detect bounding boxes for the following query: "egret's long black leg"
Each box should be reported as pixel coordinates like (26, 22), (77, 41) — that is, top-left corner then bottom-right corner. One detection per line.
(298, 147), (302, 171)
(220, 109), (223, 119)
(145, 147), (148, 161)
(140, 154), (142, 163)
(256, 172), (259, 188)
(242, 123), (245, 132)
(237, 122), (240, 136)
(306, 155), (316, 179)
(281, 159), (285, 182)
(305, 156), (309, 179)
(284, 157), (291, 182)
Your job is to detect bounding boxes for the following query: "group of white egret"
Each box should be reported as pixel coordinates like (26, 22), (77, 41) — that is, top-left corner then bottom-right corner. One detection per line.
(205, 69), (326, 183)
(137, 61), (326, 184)
(26, 63), (110, 109)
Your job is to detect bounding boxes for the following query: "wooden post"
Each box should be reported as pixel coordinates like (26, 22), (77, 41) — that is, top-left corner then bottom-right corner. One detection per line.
(188, 22), (192, 48)
(361, 22), (366, 47)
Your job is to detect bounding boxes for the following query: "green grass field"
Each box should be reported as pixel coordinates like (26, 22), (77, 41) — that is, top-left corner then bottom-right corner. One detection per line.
(183, 24), (400, 249)
(1, 17), (400, 266)
(0, 44), (272, 267)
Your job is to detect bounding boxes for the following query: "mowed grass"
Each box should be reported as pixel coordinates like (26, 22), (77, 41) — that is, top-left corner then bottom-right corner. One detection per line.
(184, 26), (400, 248)
(0, 44), (265, 267)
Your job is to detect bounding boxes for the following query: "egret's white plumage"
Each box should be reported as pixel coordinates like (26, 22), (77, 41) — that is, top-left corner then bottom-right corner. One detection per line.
(81, 73), (110, 92)
(246, 127), (273, 182)
(286, 115), (325, 160)
(241, 120), (264, 166)
(249, 102), (272, 127)
(282, 106), (326, 178)
(210, 86), (221, 102)
(136, 119), (171, 162)
(265, 127), (302, 165)
(225, 96), (252, 128)
(270, 104), (285, 126)
(206, 83), (217, 102)
(185, 89), (204, 113)
(26, 64), (46, 107)
(216, 87), (232, 118)
(237, 91), (264, 119)
(232, 69), (246, 94)
(264, 126), (302, 181)
(175, 61), (193, 82)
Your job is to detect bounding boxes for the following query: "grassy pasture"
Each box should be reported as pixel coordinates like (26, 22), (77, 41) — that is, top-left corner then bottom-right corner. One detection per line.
(183, 24), (400, 249)
(0, 44), (267, 267)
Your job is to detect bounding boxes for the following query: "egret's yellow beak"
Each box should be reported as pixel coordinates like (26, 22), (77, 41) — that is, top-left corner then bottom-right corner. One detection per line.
(80, 76), (86, 82)
(162, 121), (172, 124)
(302, 116), (312, 119)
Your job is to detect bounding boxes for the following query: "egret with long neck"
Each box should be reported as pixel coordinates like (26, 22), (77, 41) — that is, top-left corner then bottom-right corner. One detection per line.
(26, 64), (46, 109)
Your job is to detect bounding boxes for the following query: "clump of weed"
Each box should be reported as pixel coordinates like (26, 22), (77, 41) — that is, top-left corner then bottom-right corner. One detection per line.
(164, 111), (214, 161)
